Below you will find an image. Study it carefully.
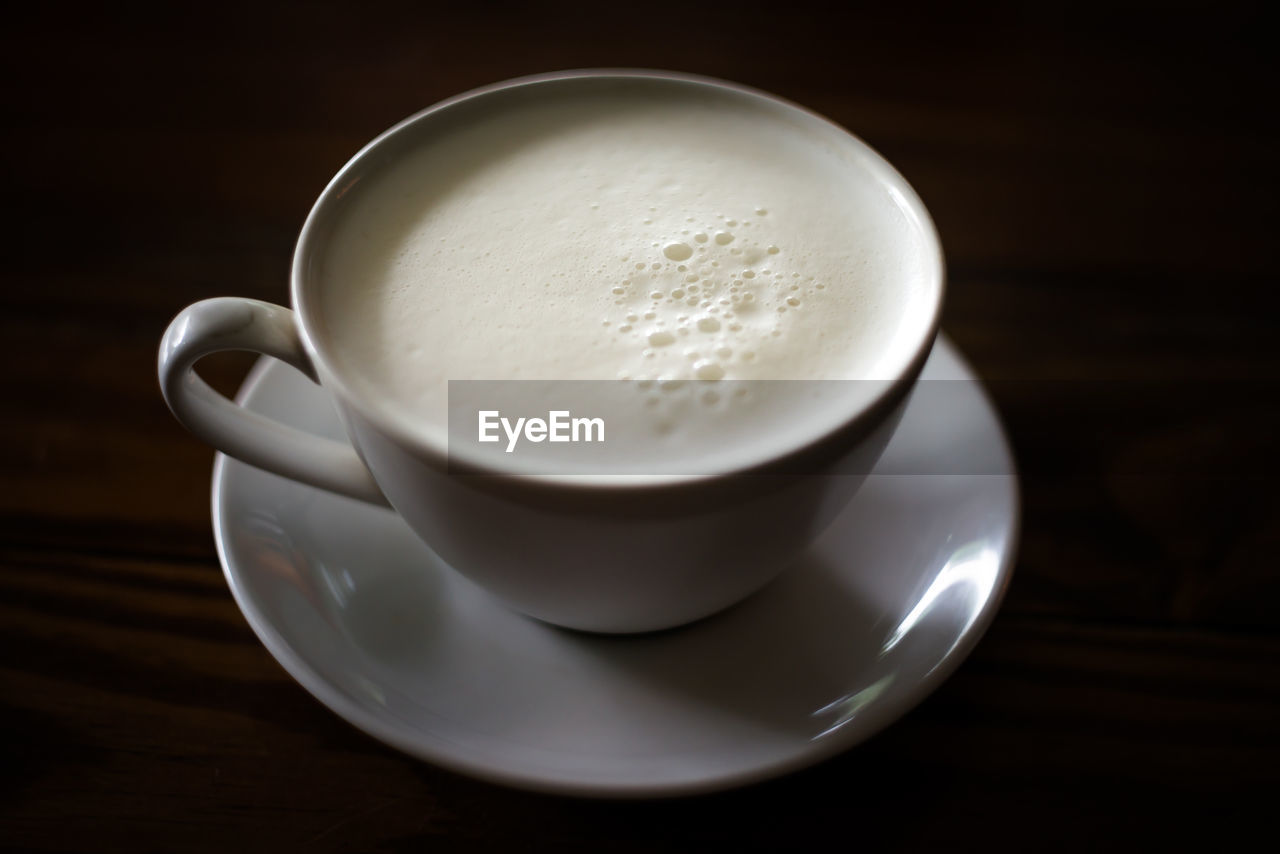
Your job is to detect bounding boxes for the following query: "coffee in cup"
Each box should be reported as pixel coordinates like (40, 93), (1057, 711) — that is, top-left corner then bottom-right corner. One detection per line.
(316, 80), (937, 477)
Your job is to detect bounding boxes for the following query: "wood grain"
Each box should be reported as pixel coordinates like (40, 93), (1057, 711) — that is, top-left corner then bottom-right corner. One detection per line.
(2, 1), (1276, 850)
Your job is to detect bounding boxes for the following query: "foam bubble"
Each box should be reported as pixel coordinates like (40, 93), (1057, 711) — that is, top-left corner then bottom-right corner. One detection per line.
(694, 360), (725, 381)
(663, 242), (694, 261)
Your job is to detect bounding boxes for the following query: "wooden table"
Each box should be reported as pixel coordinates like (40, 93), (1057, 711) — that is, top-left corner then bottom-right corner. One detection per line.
(3, 2), (1276, 850)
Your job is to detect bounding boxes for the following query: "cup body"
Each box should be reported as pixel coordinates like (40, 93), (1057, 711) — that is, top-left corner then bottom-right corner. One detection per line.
(337, 394), (910, 632)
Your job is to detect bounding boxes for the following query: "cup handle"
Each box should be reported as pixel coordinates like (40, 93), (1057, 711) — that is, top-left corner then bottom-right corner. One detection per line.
(158, 297), (388, 505)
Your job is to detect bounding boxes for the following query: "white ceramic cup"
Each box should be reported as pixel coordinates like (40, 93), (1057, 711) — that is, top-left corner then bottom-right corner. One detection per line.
(159, 70), (944, 633)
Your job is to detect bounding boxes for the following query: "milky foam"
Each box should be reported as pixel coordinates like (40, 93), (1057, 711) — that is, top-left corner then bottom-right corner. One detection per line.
(318, 85), (936, 472)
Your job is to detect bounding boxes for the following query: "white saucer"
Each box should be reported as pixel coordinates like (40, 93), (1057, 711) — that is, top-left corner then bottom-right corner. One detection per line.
(212, 335), (1019, 797)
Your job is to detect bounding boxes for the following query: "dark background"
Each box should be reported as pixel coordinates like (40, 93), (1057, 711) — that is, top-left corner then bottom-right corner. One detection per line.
(2, 1), (1277, 850)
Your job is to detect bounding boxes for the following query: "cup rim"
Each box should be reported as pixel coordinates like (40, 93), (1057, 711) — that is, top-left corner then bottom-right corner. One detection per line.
(291, 68), (946, 492)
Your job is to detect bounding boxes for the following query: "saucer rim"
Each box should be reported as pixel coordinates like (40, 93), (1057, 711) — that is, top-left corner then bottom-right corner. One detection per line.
(210, 334), (1021, 798)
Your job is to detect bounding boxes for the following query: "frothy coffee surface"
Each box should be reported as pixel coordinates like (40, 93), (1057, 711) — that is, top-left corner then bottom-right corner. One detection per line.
(318, 83), (936, 473)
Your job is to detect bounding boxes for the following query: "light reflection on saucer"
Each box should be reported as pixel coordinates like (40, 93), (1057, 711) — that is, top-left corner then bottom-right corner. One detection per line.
(883, 540), (1002, 664)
